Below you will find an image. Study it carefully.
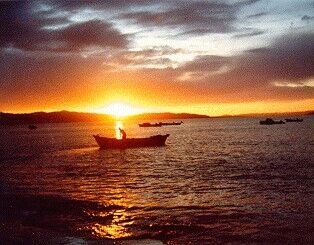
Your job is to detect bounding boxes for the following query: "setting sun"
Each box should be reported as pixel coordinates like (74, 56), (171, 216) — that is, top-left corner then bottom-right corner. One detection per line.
(1, 1), (313, 244)
(101, 102), (143, 118)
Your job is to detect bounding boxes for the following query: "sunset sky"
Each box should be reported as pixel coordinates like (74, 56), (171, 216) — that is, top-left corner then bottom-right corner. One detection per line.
(1, 0), (313, 116)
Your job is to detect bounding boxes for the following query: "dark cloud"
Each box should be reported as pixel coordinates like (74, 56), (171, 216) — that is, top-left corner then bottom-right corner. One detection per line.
(50, 0), (260, 11)
(181, 33), (314, 100)
(247, 12), (267, 19)
(0, 0), (264, 52)
(104, 46), (182, 69)
(301, 15), (314, 22)
(55, 20), (128, 52)
(233, 30), (265, 38)
(178, 28), (216, 36)
(118, 0), (262, 35)
(240, 32), (314, 82)
(179, 55), (230, 73)
(0, 1), (128, 53)
(120, 1), (239, 34)
(0, 0), (313, 108)
(234, 0), (261, 7)
(49, 0), (165, 10)
(91, 31), (313, 103)
(180, 32), (314, 82)
(172, 32), (314, 101)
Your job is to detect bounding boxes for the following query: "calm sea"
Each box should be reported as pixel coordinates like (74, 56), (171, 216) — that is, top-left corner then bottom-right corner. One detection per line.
(0, 117), (313, 244)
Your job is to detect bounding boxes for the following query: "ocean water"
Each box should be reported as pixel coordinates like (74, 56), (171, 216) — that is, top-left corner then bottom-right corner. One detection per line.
(0, 117), (313, 244)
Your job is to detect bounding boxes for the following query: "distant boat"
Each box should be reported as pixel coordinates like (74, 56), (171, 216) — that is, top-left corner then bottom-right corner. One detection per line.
(159, 121), (183, 126)
(259, 118), (285, 125)
(139, 121), (183, 127)
(93, 134), (170, 149)
(28, 125), (37, 130)
(285, 118), (303, 123)
(138, 122), (162, 127)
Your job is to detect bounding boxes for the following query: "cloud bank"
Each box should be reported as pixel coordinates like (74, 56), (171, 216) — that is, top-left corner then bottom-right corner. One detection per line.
(0, 0), (313, 112)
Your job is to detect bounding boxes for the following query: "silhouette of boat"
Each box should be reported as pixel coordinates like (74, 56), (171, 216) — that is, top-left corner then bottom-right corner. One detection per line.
(93, 134), (170, 149)
(138, 122), (162, 127)
(260, 118), (285, 125)
(28, 125), (37, 130)
(139, 121), (183, 127)
(285, 118), (303, 122)
(159, 121), (183, 126)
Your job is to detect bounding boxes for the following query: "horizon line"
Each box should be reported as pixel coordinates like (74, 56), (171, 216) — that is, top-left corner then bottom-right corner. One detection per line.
(1, 109), (313, 118)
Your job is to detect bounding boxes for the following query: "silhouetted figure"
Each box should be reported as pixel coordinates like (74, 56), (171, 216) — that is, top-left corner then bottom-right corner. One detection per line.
(119, 128), (126, 140)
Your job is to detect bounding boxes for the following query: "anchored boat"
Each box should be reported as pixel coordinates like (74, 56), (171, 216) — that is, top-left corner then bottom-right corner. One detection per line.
(138, 122), (162, 127)
(139, 121), (183, 127)
(285, 118), (303, 123)
(93, 134), (170, 149)
(259, 118), (285, 125)
(159, 121), (183, 126)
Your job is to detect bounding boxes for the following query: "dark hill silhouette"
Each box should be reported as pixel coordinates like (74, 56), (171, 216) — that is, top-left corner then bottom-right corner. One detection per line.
(0, 111), (114, 125)
(216, 110), (314, 118)
(129, 112), (209, 121)
(0, 110), (311, 125)
(0, 111), (209, 125)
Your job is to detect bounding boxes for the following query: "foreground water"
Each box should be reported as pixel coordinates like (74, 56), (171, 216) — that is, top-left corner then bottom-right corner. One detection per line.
(0, 117), (313, 243)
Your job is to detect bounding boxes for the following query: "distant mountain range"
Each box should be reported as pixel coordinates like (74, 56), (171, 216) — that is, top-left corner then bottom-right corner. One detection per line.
(0, 110), (312, 125)
(128, 112), (209, 121)
(217, 110), (314, 118)
(0, 111), (209, 125)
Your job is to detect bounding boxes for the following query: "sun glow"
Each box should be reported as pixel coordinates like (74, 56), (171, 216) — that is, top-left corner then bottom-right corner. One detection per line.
(101, 102), (143, 118)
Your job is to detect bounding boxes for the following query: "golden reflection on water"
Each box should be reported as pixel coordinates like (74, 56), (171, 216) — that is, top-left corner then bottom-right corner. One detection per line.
(90, 209), (133, 239)
(115, 121), (124, 139)
(87, 209), (133, 239)
(80, 184), (138, 238)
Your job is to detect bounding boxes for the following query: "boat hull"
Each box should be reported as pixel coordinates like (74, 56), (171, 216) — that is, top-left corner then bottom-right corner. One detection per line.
(259, 118), (285, 125)
(285, 118), (303, 122)
(160, 121), (183, 126)
(259, 121), (285, 125)
(138, 123), (162, 127)
(93, 134), (170, 149)
(139, 121), (183, 127)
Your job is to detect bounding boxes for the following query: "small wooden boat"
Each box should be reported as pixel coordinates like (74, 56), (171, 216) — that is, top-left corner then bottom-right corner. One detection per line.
(260, 118), (285, 125)
(285, 118), (303, 123)
(138, 122), (162, 127)
(93, 134), (170, 149)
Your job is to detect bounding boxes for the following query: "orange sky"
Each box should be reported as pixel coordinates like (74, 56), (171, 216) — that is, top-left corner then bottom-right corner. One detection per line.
(0, 1), (313, 116)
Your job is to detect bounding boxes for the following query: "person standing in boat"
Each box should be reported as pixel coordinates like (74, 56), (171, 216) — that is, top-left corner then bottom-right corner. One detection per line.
(119, 128), (127, 140)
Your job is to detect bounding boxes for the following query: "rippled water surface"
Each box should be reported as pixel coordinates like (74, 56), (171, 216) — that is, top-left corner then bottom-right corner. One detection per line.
(0, 117), (313, 243)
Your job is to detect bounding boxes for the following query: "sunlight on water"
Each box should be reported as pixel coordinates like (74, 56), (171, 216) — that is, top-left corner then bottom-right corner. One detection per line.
(0, 118), (313, 243)
(53, 147), (99, 157)
(88, 209), (133, 238)
(115, 121), (124, 139)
